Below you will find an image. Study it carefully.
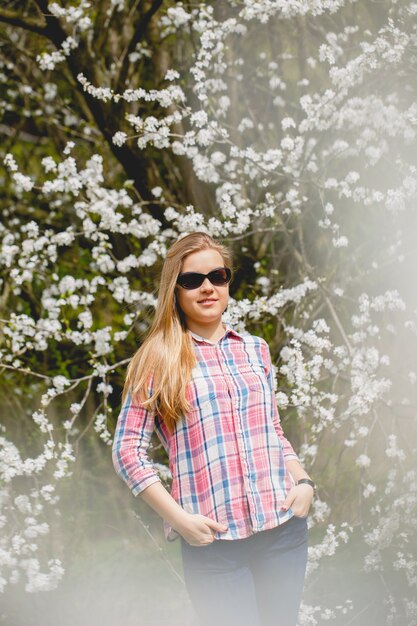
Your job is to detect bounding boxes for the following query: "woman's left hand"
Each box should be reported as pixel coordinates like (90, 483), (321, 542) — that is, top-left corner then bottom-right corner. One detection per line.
(281, 483), (314, 518)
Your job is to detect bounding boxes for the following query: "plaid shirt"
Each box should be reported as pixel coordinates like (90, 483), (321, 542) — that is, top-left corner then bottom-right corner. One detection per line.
(112, 323), (299, 542)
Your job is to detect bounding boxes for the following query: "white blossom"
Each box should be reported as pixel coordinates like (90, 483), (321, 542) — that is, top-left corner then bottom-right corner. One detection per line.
(112, 131), (128, 147)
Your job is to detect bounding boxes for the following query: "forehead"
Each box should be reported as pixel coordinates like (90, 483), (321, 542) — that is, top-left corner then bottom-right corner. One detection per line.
(181, 248), (224, 272)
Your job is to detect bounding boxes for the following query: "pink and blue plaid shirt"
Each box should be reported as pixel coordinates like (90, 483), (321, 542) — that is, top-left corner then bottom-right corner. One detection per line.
(112, 323), (299, 542)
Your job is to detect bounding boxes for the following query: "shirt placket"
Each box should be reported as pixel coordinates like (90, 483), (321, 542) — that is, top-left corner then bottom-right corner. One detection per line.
(214, 340), (263, 534)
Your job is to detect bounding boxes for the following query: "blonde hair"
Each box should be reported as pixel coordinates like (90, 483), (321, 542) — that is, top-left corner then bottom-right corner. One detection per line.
(122, 231), (233, 435)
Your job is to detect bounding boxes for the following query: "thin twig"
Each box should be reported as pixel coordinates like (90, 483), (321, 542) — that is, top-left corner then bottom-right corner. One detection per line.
(132, 511), (185, 586)
(0, 358), (131, 383)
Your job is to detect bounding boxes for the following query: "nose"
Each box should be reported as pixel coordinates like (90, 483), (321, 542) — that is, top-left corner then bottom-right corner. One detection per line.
(200, 278), (214, 289)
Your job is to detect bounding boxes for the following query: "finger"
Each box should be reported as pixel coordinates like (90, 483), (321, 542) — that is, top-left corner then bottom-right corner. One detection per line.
(281, 487), (297, 511)
(211, 523), (228, 533)
(206, 518), (228, 533)
(292, 499), (312, 517)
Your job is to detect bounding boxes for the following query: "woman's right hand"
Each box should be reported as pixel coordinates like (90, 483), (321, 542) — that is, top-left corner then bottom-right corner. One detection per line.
(177, 513), (228, 546)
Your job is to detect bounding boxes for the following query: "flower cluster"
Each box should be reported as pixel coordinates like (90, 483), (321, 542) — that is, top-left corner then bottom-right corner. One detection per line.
(36, 1), (92, 71)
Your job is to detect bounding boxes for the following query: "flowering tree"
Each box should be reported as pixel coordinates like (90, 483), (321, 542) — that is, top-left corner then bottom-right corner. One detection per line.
(1, 1), (417, 623)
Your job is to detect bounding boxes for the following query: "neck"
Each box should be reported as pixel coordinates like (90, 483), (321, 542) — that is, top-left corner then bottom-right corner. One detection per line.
(187, 319), (226, 342)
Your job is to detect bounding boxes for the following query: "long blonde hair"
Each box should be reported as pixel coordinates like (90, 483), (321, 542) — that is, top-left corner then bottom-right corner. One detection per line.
(122, 231), (233, 435)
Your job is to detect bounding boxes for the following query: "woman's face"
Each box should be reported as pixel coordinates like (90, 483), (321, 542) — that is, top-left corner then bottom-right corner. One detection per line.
(175, 248), (229, 327)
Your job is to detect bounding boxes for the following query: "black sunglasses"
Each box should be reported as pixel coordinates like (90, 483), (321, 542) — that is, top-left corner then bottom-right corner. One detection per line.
(176, 266), (232, 290)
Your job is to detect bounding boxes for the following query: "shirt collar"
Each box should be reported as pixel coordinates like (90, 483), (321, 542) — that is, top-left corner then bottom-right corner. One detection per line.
(188, 322), (243, 345)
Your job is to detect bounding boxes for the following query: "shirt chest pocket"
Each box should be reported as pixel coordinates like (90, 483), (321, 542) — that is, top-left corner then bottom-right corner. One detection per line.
(234, 364), (274, 422)
(185, 378), (221, 415)
(236, 363), (269, 396)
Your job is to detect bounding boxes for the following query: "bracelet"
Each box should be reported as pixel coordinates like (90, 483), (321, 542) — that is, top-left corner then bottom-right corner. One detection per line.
(297, 478), (316, 494)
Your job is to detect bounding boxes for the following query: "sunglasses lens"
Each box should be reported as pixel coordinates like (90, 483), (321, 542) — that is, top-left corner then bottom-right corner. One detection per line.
(178, 274), (203, 289)
(209, 268), (231, 285)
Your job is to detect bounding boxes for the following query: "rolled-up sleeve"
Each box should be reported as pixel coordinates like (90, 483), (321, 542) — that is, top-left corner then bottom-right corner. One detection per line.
(260, 339), (299, 461)
(112, 389), (161, 496)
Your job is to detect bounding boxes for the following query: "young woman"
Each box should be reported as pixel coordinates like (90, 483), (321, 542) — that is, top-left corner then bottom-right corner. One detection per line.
(112, 231), (314, 626)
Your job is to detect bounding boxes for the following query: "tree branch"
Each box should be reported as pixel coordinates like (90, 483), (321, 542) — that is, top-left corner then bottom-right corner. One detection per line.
(0, 8), (47, 36)
(93, 0), (113, 59)
(31, 0), (68, 48)
(115, 0), (163, 93)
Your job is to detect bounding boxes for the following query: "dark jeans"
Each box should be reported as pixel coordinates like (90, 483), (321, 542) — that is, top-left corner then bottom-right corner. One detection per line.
(180, 515), (308, 626)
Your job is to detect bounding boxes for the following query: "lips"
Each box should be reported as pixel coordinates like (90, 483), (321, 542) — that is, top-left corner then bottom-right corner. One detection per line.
(198, 299), (218, 303)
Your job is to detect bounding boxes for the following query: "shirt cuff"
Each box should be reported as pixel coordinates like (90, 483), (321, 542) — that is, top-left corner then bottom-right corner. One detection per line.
(284, 453), (299, 461)
(131, 473), (161, 497)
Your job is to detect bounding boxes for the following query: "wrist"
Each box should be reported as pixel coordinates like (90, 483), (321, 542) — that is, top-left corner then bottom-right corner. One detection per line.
(170, 508), (192, 533)
(296, 478), (316, 494)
